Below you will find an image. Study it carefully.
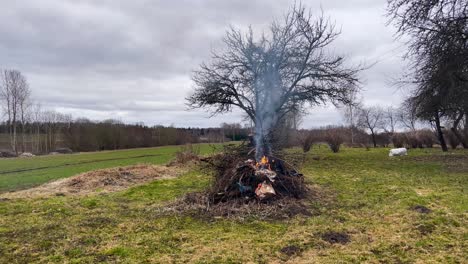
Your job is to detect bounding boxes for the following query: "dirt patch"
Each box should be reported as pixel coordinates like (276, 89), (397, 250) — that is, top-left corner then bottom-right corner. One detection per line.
(1, 164), (184, 199)
(415, 223), (436, 235)
(410, 205), (432, 214)
(280, 245), (302, 256)
(321, 231), (350, 244)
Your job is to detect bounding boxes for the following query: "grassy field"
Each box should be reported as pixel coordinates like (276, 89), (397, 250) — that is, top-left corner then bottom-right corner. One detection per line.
(0, 143), (222, 193)
(0, 146), (467, 263)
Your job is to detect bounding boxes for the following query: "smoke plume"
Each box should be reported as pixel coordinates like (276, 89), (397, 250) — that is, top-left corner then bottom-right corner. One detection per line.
(254, 60), (283, 161)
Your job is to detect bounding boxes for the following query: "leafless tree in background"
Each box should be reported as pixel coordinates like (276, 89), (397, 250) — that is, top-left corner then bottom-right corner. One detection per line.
(220, 122), (244, 141)
(31, 103), (43, 153)
(382, 106), (398, 134)
(188, 4), (361, 158)
(398, 100), (418, 131)
(341, 89), (363, 144)
(0, 70), (31, 154)
(19, 85), (31, 153)
(358, 106), (383, 147)
(42, 110), (71, 153)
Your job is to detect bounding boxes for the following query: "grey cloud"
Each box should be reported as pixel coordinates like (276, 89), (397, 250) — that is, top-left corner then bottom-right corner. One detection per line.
(0, 0), (406, 127)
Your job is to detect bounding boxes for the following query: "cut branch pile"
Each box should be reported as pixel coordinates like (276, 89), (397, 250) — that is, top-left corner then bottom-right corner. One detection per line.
(159, 145), (322, 220)
(202, 145), (308, 204)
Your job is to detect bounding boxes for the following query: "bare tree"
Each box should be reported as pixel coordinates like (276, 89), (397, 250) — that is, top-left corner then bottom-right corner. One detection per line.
(30, 103), (43, 153)
(358, 106), (383, 147)
(42, 110), (71, 153)
(0, 70), (31, 154)
(382, 106), (398, 134)
(19, 87), (31, 153)
(397, 100), (418, 131)
(387, 0), (467, 152)
(341, 89), (362, 144)
(188, 4), (361, 159)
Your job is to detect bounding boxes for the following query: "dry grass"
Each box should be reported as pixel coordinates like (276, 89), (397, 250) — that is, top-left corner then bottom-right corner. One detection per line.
(411, 152), (468, 173)
(1, 164), (185, 199)
(157, 183), (333, 221)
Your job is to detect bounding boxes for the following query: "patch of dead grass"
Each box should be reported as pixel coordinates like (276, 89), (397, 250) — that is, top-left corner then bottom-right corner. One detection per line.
(153, 183), (335, 221)
(411, 153), (468, 173)
(0, 164), (185, 199)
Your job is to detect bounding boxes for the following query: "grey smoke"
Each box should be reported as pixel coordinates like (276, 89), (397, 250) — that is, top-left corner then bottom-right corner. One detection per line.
(254, 59), (283, 160)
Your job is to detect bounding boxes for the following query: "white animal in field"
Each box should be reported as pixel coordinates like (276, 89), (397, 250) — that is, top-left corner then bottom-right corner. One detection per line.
(389, 148), (407, 157)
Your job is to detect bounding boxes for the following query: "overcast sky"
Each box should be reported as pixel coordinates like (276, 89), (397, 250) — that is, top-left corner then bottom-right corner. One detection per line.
(0, 0), (409, 128)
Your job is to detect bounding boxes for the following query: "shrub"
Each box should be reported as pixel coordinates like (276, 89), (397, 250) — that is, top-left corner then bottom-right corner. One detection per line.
(324, 128), (345, 153)
(418, 129), (436, 148)
(298, 131), (315, 153)
(405, 132), (422, 148)
(392, 133), (406, 148)
(174, 144), (201, 164)
(376, 133), (391, 147)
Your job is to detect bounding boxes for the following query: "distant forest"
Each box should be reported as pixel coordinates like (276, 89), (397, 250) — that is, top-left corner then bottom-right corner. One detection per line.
(0, 120), (250, 154)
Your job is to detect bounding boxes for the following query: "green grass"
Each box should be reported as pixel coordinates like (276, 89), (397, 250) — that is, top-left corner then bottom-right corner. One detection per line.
(0, 143), (222, 193)
(0, 146), (467, 263)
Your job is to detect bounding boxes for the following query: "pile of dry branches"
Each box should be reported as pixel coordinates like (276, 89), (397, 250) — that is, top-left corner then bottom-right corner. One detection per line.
(201, 144), (308, 204)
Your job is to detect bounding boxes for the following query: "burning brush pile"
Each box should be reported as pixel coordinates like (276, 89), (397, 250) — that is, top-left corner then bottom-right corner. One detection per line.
(210, 154), (307, 203)
(164, 145), (312, 220)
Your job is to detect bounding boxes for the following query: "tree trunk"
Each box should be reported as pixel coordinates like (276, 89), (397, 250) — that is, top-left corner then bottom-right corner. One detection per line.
(370, 131), (377, 148)
(12, 122), (17, 155)
(35, 124), (40, 154)
(451, 112), (467, 149)
(434, 113), (448, 152)
(21, 120), (26, 153)
(464, 110), (468, 144)
(29, 128), (34, 153)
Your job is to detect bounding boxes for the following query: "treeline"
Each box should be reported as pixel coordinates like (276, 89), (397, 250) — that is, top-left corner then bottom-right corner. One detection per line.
(288, 123), (467, 154)
(62, 120), (250, 152)
(0, 120), (251, 153)
(0, 119), (251, 154)
(340, 86), (468, 151)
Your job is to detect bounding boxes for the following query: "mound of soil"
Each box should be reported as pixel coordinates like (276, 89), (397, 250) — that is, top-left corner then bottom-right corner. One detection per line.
(1, 164), (184, 199)
(321, 231), (351, 244)
(415, 223), (436, 235)
(280, 245), (302, 256)
(410, 205), (432, 214)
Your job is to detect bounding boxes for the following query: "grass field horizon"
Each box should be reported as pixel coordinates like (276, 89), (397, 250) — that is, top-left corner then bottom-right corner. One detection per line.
(0, 143), (225, 193)
(0, 145), (467, 263)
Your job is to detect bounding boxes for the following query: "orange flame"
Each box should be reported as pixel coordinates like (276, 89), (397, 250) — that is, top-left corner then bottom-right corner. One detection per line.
(256, 156), (271, 169)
